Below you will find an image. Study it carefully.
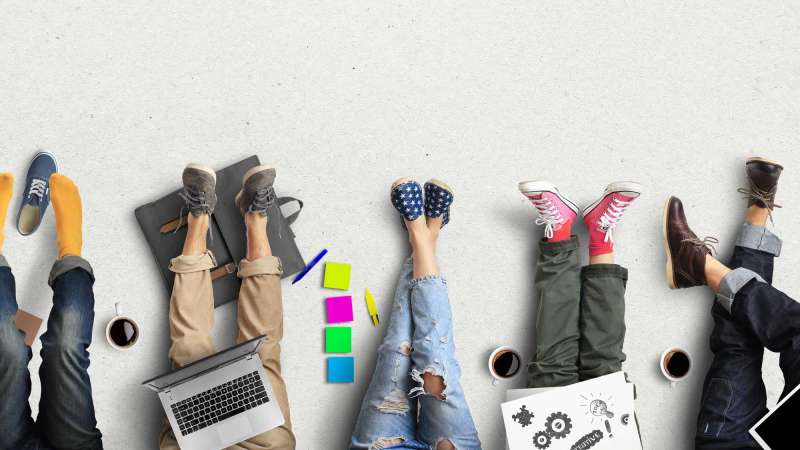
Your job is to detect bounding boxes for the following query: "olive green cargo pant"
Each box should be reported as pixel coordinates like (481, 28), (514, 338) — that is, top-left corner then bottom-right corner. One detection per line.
(527, 236), (628, 388)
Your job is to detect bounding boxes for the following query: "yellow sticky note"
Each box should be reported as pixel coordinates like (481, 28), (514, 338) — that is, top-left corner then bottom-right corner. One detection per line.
(324, 262), (351, 290)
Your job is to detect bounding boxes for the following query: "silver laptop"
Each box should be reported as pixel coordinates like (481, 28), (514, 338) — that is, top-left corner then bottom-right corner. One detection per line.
(142, 336), (284, 450)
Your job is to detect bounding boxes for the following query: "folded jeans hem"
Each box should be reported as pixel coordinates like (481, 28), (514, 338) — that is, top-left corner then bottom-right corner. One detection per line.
(49, 255), (94, 287)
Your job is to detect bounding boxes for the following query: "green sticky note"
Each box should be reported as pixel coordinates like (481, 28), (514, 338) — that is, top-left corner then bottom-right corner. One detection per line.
(325, 327), (352, 353)
(324, 262), (351, 290)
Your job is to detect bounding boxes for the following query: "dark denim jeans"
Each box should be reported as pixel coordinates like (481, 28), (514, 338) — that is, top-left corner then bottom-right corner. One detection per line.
(696, 228), (800, 449)
(0, 256), (103, 450)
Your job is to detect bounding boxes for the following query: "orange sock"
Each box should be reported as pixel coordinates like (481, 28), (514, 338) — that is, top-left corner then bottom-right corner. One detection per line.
(49, 174), (82, 257)
(0, 173), (13, 253)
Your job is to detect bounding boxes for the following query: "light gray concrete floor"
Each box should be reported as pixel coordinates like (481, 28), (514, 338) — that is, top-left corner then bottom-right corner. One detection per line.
(2, 2), (799, 449)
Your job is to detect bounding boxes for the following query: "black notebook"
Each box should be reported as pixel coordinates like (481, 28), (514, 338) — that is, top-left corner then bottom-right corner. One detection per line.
(750, 382), (800, 449)
(135, 155), (305, 308)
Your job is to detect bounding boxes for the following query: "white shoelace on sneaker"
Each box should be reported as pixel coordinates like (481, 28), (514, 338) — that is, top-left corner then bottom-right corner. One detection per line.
(531, 197), (564, 239)
(596, 197), (631, 242)
(28, 178), (47, 201)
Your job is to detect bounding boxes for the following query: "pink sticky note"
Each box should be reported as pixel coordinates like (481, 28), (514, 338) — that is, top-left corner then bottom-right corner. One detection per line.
(326, 296), (354, 323)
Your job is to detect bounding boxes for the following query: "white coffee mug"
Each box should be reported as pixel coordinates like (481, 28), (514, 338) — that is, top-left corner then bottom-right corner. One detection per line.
(659, 347), (692, 386)
(488, 346), (522, 385)
(105, 302), (140, 350)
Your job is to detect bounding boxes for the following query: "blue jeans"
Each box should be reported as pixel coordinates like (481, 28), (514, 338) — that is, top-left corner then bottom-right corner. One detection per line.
(350, 259), (481, 450)
(696, 224), (800, 449)
(0, 255), (103, 450)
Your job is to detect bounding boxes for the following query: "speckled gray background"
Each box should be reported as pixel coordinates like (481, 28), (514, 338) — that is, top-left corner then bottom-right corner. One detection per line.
(1, 2), (798, 449)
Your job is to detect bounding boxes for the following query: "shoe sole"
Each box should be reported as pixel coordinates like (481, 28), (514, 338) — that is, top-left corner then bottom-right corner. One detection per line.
(517, 180), (580, 215)
(581, 181), (643, 217)
(746, 156), (783, 169)
(236, 165), (276, 208)
(425, 178), (453, 195)
(391, 176), (417, 192)
(662, 196), (677, 289)
(185, 163), (217, 182)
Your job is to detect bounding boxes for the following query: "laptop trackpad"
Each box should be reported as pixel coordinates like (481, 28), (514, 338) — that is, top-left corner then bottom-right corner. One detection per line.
(216, 415), (253, 444)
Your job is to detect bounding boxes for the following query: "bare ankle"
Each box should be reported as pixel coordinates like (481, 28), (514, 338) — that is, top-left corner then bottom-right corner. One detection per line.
(704, 254), (731, 293)
(745, 205), (770, 227)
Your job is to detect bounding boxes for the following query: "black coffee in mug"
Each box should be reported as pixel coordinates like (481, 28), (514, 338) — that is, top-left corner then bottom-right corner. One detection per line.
(492, 350), (521, 378)
(109, 318), (138, 348)
(664, 350), (690, 378)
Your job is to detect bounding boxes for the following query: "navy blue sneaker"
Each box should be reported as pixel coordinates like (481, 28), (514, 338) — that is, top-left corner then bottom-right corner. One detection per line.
(424, 179), (454, 227)
(17, 151), (57, 235)
(390, 177), (423, 221)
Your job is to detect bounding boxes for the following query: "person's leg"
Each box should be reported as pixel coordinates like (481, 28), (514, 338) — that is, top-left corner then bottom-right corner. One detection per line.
(0, 180), (39, 450)
(350, 258), (420, 450)
(36, 174), (103, 449)
(231, 209), (296, 450)
(517, 182), (582, 388)
(160, 165), (219, 449)
(577, 182), (641, 380)
(577, 261), (628, 380)
(663, 192), (778, 449)
(406, 206), (481, 450)
(0, 266), (37, 450)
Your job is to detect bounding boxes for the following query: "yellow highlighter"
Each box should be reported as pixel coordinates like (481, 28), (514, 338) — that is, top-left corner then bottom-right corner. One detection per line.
(365, 288), (380, 326)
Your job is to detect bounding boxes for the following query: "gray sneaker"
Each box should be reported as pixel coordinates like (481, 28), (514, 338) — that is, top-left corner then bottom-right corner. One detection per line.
(235, 165), (276, 216)
(180, 164), (217, 216)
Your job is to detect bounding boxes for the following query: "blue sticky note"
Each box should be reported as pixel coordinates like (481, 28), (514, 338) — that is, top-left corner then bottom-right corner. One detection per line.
(327, 357), (355, 383)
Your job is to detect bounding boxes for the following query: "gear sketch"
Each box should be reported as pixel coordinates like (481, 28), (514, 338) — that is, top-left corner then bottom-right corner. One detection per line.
(544, 411), (573, 439)
(533, 430), (552, 449)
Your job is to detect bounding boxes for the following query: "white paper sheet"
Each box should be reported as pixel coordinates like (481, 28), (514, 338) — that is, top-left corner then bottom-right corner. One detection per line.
(501, 372), (641, 450)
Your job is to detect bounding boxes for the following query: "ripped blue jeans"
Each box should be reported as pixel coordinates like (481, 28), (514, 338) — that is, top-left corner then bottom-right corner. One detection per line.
(350, 259), (481, 450)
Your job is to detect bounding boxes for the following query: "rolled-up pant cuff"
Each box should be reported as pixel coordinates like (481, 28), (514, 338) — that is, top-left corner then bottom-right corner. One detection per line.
(169, 251), (217, 273)
(237, 255), (283, 278)
(540, 236), (579, 254)
(716, 267), (765, 313)
(736, 222), (782, 256)
(48, 255), (95, 287)
(0, 255), (8, 268)
(581, 263), (628, 281)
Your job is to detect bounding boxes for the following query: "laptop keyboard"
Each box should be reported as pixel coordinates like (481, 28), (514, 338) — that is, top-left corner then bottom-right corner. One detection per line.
(170, 371), (270, 436)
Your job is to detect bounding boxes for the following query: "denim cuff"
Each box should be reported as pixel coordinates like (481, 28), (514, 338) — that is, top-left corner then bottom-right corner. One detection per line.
(736, 222), (782, 256)
(49, 255), (94, 287)
(169, 251), (217, 273)
(540, 236), (579, 255)
(581, 264), (628, 281)
(410, 275), (447, 287)
(0, 255), (7, 269)
(716, 267), (765, 313)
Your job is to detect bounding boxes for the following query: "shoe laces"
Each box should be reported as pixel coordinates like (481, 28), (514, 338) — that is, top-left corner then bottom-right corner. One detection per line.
(28, 178), (47, 202)
(681, 236), (719, 255)
(179, 187), (212, 214)
(595, 197), (631, 243)
(248, 186), (276, 215)
(737, 185), (781, 223)
(531, 197), (565, 239)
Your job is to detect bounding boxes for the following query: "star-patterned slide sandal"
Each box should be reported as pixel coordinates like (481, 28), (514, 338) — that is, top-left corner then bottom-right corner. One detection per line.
(424, 179), (454, 228)
(390, 177), (424, 222)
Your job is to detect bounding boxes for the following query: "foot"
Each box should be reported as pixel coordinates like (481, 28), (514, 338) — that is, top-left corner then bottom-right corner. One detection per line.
(0, 173), (13, 252)
(180, 164), (217, 217)
(663, 196), (716, 289)
(582, 181), (642, 256)
(423, 179), (454, 229)
(17, 151), (57, 236)
(518, 181), (579, 241)
(235, 165), (277, 217)
(739, 157), (783, 211)
(49, 174), (83, 257)
(390, 177), (424, 222)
